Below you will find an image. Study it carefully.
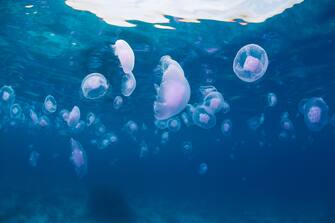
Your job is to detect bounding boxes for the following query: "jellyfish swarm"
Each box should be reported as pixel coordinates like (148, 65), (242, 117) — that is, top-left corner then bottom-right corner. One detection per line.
(233, 44), (268, 82)
(81, 73), (109, 99)
(154, 56), (191, 120)
(70, 138), (87, 177)
(44, 95), (57, 113)
(299, 97), (329, 132)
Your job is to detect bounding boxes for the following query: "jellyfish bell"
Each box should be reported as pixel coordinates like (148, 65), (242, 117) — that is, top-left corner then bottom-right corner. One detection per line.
(199, 85), (217, 99)
(121, 72), (136, 97)
(280, 112), (294, 132)
(112, 39), (135, 74)
(192, 105), (216, 129)
(86, 112), (96, 126)
(267, 92), (277, 107)
(198, 163), (208, 175)
(167, 117), (181, 132)
(113, 96), (123, 110)
(161, 131), (169, 144)
(29, 109), (39, 125)
(203, 91), (224, 114)
(302, 97), (329, 132)
(44, 95), (57, 113)
(67, 106), (80, 128)
(70, 138), (87, 177)
(221, 119), (232, 136)
(154, 56), (191, 120)
(154, 119), (168, 130)
(233, 44), (268, 82)
(123, 120), (139, 137)
(81, 73), (109, 99)
(29, 151), (40, 167)
(0, 85), (15, 107)
(10, 103), (23, 119)
(39, 115), (50, 128)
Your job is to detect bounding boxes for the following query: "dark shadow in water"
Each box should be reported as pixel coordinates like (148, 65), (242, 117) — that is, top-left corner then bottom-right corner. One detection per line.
(86, 185), (137, 223)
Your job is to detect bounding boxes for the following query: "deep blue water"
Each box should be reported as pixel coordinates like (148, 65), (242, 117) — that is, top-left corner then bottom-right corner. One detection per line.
(0, 0), (335, 222)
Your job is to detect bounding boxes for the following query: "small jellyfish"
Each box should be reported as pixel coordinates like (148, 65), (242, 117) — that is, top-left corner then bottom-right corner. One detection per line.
(39, 115), (50, 128)
(44, 95), (57, 113)
(221, 119), (232, 136)
(222, 100), (230, 114)
(139, 141), (149, 159)
(181, 141), (193, 158)
(121, 72), (136, 97)
(60, 109), (70, 122)
(81, 73), (109, 99)
(95, 122), (106, 136)
(300, 97), (329, 132)
(70, 138), (87, 177)
(86, 112), (96, 126)
(154, 56), (191, 120)
(10, 103), (23, 119)
(67, 106), (80, 128)
(198, 163), (208, 175)
(199, 85), (217, 98)
(161, 131), (170, 144)
(267, 92), (277, 107)
(29, 109), (39, 125)
(192, 105), (216, 129)
(113, 96), (123, 110)
(280, 112), (294, 132)
(233, 44), (269, 82)
(0, 85), (15, 108)
(154, 119), (168, 130)
(203, 91), (224, 114)
(247, 113), (265, 130)
(180, 104), (195, 127)
(167, 117), (181, 132)
(123, 120), (139, 137)
(29, 151), (40, 167)
(112, 39), (135, 74)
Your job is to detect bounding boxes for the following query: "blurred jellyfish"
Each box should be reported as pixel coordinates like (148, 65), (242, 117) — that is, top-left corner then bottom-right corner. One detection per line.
(167, 117), (181, 132)
(60, 109), (70, 122)
(221, 119), (232, 136)
(300, 97), (329, 132)
(203, 91), (224, 114)
(73, 120), (86, 134)
(280, 112), (294, 132)
(199, 85), (217, 98)
(0, 85), (15, 107)
(154, 55), (191, 120)
(247, 113), (265, 130)
(29, 151), (40, 167)
(81, 73), (109, 100)
(112, 39), (135, 74)
(233, 44), (269, 82)
(121, 72), (136, 97)
(29, 109), (39, 125)
(70, 138), (87, 177)
(44, 95), (57, 113)
(198, 163), (208, 175)
(86, 112), (96, 126)
(180, 104), (195, 127)
(139, 141), (149, 159)
(330, 114), (335, 127)
(113, 96), (123, 110)
(161, 131), (169, 144)
(182, 141), (193, 158)
(123, 120), (139, 137)
(39, 115), (50, 128)
(67, 106), (80, 128)
(154, 119), (168, 130)
(267, 92), (277, 107)
(10, 103), (23, 119)
(95, 122), (106, 136)
(192, 105), (216, 129)
(222, 100), (230, 114)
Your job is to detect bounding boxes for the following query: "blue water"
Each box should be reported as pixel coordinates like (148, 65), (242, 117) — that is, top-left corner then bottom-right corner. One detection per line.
(0, 0), (335, 222)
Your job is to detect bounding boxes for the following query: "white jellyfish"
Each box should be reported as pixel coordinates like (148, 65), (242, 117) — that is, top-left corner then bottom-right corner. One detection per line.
(70, 138), (87, 177)
(113, 96), (123, 110)
(29, 151), (40, 167)
(81, 73), (109, 99)
(0, 85), (15, 106)
(267, 92), (277, 107)
(86, 112), (96, 126)
(198, 163), (208, 175)
(123, 120), (139, 138)
(233, 44), (269, 82)
(221, 119), (232, 136)
(222, 100), (230, 114)
(154, 56), (191, 120)
(203, 91), (224, 114)
(112, 39), (135, 74)
(44, 95), (57, 113)
(67, 106), (81, 128)
(167, 117), (181, 132)
(192, 105), (216, 129)
(10, 103), (23, 119)
(121, 72), (136, 97)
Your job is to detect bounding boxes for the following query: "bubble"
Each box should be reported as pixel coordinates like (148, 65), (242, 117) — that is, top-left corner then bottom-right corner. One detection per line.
(70, 138), (87, 177)
(198, 163), (208, 175)
(67, 106), (80, 128)
(81, 73), (109, 99)
(112, 39), (135, 74)
(221, 119), (232, 136)
(233, 44), (269, 82)
(10, 103), (23, 119)
(29, 150), (40, 167)
(192, 105), (216, 129)
(267, 92), (277, 107)
(154, 55), (191, 120)
(203, 91), (224, 114)
(113, 96), (123, 110)
(44, 95), (57, 113)
(300, 97), (329, 132)
(121, 72), (136, 97)
(167, 117), (181, 132)
(0, 85), (15, 107)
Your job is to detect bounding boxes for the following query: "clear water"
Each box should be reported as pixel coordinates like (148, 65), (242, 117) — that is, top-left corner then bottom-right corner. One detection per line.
(0, 0), (335, 222)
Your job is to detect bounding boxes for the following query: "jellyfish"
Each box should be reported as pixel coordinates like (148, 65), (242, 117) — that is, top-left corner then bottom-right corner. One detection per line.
(198, 163), (208, 175)
(182, 141), (193, 158)
(192, 105), (216, 129)
(199, 85), (217, 98)
(154, 55), (191, 120)
(43, 95), (57, 113)
(123, 120), (138, 137)
(112, 39), (135, 74)
(86, 112), (96, 126)
(247, 113), (265, 130)
(81, 73), (109, 99)
(10, 103), (23, 119)
(161, 131), (169, 144)
(221, 119), (232, 136)
(167, 117), (181, 132)
(121, 72), (136, 97)
(60, 109), (70, 122)
(267, 92), (277, 107)
(233, 44), (269, 82)
(113, 96), (123, 110)
(280, 112), (294, 132)
(29, 109), (39, 125)
(0, 85), (15, 107)
(203, 91), (224, 114)
(300, 97), (329, 132)
(139, 141), (149, 159)
(70, 138), (87, 177)
(67, 106), (80, 128)
(222, 100), (230, 114)
(154, 119), (168, 130)
(39, 115), (50, 128)
(29, 151), (40, 167)
(95, 122), (106, 136)
(180, 104), (195, 127)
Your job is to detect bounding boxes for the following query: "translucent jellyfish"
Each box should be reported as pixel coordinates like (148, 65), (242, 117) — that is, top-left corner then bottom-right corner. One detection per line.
(198, 163), (208, 175)
(29, 109), (39, 125)
(180, 104), (195, 127)
(67, 106), (80, 128)
(112, 40), (135, 74)
(113, 96), (123, 110)
(86, 112), (96, 126)
(154, 55), (191, 120)
(222, 100), (230, 114)
(60, 109), (70, 122)
(182, 141), (193, 158)
(81, 73), (109, 99)
(10, 103), (23, 119)
(161, 131), (169, 144)
(247, 113), (265, 130)
(29, 151), (40, 167)
(39, 115), (50, 128)
(154, 119), (168, 130)
(203, 91), (224, 114)
(121, 72), (136, 97)
(167, 117), (181, 132)
(43, 95), (57, 113)
(123, 120), (139, 137)
(199, 85), (217, 98)
(0, 85), (15, 106)
(139, 141), (149, 159)
(300, 97), (329, 132)
(221, 119), (232, 136)
(73, 120), (86, 133)
(70, 138), (87, 177)
(280, 112), (294, 132)
(192, 105), (216, 129)
(267, 92), (277, 107)
(95, 122), (106, 136)
(233, 44), (269, 82)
